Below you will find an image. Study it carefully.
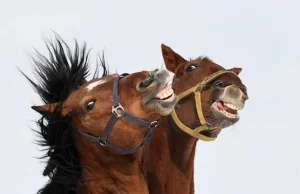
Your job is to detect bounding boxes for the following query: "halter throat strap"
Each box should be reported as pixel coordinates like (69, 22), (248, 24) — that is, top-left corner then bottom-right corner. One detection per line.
(171, 70), (237, 141)
(76, 74), (160, 154)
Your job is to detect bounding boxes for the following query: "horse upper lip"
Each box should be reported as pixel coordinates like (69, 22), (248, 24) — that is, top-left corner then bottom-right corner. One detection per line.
(145, 83), (173, 104)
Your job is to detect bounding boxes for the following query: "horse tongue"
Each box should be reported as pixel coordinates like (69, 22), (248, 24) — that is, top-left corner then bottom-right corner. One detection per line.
(216, 101), (228, 111)
(155, 85), (169, 99)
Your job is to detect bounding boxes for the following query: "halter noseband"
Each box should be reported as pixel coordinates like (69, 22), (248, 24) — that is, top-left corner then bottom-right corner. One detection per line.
(171, 70), (237, 141)
(76, 73), (160, 154)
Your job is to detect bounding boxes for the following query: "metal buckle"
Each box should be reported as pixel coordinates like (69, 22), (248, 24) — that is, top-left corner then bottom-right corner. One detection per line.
(112, 104), (124, 118)
(98, 138), (107, 146)
(148, 120), (159, 129)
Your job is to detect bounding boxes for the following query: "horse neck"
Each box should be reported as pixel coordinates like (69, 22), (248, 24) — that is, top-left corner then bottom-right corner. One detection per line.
(141, 99), (198, 194)
(166, 95), (199, 172)
(166, 116), (198, 172)
(74, 135), (149, 194)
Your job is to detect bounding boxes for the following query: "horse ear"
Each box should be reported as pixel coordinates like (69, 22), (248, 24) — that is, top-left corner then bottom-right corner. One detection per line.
(161, 44), (187, 73)
(231, 67), (242, 75)
(31, 103), (71, 117)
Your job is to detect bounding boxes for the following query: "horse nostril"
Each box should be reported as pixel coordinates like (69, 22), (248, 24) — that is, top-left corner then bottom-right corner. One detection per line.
(152, 69), (159, 76)
(140, 77), (154, 88)
(242, 94), (249, 101)
(149, 69), (159, 78)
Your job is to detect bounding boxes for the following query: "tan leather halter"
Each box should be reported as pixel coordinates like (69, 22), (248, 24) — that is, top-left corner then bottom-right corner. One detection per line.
(170, 70), (237, 141)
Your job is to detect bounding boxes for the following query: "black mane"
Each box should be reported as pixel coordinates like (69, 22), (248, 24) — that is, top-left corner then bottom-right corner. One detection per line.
(22, 34), (109, 194)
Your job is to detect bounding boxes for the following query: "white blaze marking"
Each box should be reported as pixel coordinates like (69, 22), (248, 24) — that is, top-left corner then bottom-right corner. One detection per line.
(86, 79), (108, 91)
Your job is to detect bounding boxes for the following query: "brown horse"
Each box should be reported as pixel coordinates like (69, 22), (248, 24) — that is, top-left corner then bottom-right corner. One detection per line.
(142, 44), (249, 194)
(23, 37), (177, 194)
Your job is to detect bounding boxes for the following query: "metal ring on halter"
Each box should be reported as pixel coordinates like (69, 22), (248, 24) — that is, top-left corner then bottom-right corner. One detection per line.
(98, 138), (107, 146)
(112, 104), (124, 118)
(149, 120), (159, 129)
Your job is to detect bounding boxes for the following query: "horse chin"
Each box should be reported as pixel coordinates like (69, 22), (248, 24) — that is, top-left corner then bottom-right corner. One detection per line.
(199, 128), (222, 138)
(198, 117), (236, 138)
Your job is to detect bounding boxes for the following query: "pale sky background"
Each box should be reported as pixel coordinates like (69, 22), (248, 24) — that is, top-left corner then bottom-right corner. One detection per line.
(0, 0), (299, 194)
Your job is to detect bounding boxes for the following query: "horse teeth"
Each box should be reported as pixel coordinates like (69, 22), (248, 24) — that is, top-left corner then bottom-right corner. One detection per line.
(220, 110), (238, 118)
(224, 102), (240, 110)
(160, 88), (173, 99)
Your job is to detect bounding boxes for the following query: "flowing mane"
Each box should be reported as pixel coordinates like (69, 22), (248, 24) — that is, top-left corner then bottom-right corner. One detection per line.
(22, 35), (109, 194)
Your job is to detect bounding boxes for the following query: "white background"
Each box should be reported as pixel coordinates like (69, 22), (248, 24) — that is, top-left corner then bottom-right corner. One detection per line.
(0, 0), (299, 193)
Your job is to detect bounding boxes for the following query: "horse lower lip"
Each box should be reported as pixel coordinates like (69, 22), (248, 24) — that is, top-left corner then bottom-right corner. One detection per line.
(145, 93), (174, 105)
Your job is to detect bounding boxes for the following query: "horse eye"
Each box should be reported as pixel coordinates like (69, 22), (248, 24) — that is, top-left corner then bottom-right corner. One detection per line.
(86, 100), (96, 112)
(186, 64), (198, 73)
(215, 81), (225, 87)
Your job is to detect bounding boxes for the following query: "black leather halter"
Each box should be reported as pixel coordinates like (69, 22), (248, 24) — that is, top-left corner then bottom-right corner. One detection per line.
(75, 74), (160, 154)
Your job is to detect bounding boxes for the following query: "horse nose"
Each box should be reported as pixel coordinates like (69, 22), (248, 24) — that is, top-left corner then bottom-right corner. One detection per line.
(153, 69), (159, 74)
(239, 86), (248, 101)
(148, 69), (159, 78)
(154, 69), (170, 81)
(231, 84), (249, 101)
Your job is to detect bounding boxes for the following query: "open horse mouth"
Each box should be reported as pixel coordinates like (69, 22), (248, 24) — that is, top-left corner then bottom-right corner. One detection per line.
(195, 100), (241, 138)
(198, 100), (244, 138)
(146, 84), (176, 108)
(153, 85), (174, 102)
(211, 100), (243, 119)
(141, 69), (177, 116)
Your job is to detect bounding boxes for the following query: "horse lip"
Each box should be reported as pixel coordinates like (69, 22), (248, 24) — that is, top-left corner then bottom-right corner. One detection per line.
(141, 69), (172, 105)
(144, 83), (166, 105)
(144, 80), (172, 104)
(210, 104), (240, 123)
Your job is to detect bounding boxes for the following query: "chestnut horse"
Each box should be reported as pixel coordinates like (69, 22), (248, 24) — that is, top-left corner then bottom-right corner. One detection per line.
(142, 44), (249, 194)
(23, 37), (177, 194)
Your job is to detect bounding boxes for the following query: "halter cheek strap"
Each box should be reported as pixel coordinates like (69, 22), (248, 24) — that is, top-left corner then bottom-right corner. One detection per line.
(171, 70), (237, 141)
(76, 74), (160, 154)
